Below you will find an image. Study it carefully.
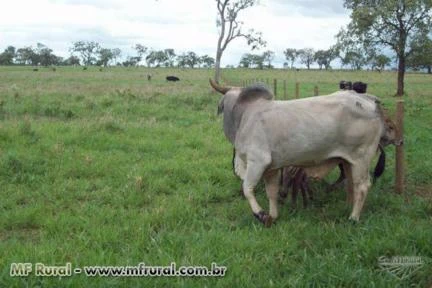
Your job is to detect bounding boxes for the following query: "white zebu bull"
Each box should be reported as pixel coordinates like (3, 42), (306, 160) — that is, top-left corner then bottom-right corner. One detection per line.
(210, 79), (389, 226)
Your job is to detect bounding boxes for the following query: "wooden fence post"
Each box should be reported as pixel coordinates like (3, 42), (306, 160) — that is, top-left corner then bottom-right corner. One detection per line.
(273, 79), (277, 98)
(395, 100), (405, 195)
(283, 80), (287, 99)
(295, 82), (300, 99)
(314, 85), (319, 96)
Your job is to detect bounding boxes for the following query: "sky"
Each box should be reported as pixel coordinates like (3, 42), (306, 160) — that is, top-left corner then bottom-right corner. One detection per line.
(0, 0), (351, 67)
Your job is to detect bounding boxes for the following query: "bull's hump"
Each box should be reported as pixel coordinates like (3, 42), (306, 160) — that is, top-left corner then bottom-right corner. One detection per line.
(274, 93), (379, 118)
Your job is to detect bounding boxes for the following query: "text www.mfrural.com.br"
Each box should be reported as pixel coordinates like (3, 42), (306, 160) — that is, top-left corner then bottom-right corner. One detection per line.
(10, 262), (227, 277)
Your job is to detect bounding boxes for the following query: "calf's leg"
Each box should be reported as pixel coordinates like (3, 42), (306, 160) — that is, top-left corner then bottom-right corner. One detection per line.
(279, 168), (291, 201)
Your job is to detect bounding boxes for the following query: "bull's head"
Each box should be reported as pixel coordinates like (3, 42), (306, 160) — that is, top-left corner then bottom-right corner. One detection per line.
(381, 115), (402, 146)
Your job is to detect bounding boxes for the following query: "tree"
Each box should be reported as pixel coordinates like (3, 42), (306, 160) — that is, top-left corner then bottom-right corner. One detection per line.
(97, 48), (114, 67)
(344, 0), (432, 96)
(346, 50), (368, 70)
(214, 0), (266, 82)
(314, 49), (336, 70)
(251, 54), (264, 69)
(262, 50), (275, 68)
(70, 41), (101, 66)
(177, 53), (188, 68)
(51, 55), (64, 66)
(146, 50), (168, 67)
(64, 55), (81, 66)
(176, 52), (199, 68)
(334, 27), (374, 70)
(200, 55), (215, 68)
(407, 33), (432, 73)
(36, 43), (54, 66)
(135, 44), (147, 56)
(184, 51), (200, 68)
(297, 48), (315, 69)
(134, 44), (148, 65)
(164, 49), (176, 67)
(122, 56), (141, 67)
(111, 48), (122, 65)
(372, 54), (391, 72)
(239, 53), (253, 68)
(239, 53), (264, 69)
(283, 48), (298, 69)
(0, 46), (16, 65)
(16, 47), (38, 65)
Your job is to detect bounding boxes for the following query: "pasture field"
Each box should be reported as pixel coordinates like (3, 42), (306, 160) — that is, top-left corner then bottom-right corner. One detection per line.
(0, 66), (431, 287)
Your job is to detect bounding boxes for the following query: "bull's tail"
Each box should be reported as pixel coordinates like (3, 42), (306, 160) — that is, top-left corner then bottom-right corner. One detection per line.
(373, 144), (386, 182)
(232, 147), (237, 177)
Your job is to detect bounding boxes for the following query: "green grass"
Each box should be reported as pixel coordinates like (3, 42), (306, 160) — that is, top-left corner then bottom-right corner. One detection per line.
(0, 66), (431, 287)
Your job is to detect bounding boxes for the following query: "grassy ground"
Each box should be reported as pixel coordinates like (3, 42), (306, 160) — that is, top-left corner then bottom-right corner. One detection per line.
(0, 66), (431, 287)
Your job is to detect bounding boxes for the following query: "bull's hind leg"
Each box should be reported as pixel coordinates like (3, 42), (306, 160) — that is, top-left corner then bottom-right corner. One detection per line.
(327, 163), (346, 193)
(234, 152), (247, 196)
(243, 157), (272, 227)
(264, 170), (280, 220)
(349, 164), (372, 222)
(234, 152), (247, 181)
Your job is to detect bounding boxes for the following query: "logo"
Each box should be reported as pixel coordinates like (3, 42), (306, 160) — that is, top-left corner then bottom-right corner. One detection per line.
(378, 256), (426, 280)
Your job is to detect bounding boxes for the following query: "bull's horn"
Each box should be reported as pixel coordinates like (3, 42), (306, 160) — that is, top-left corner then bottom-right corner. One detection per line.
(209, 78), (230, 94)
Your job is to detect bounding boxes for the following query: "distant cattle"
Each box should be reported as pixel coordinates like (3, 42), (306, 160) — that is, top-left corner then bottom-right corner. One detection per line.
(147, 74), (152, 81)
(166, 76), (180, 82)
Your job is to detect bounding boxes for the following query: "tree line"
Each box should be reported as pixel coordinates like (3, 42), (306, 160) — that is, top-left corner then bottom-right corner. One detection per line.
(238, 37), (431, 73)
(0, 41), (216, 68)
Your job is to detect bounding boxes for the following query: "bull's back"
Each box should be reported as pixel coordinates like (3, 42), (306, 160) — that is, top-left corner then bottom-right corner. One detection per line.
(238, 95), (381, 169)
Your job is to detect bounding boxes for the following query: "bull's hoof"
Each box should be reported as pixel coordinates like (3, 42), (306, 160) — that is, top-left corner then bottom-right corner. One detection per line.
(279, 191), (288, 199)
(348, 215), (359, 224)
(263, 214), (273, 227)
(253, 211), (273, 227)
